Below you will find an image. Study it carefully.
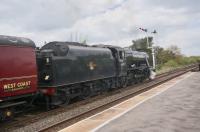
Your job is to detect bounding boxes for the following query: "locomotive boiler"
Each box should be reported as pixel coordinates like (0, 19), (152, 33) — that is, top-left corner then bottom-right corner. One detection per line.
(125, 50), (151, 84)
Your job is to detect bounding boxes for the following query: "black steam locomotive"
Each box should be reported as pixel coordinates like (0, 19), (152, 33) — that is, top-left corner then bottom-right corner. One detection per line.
(36, 41), (153, 108)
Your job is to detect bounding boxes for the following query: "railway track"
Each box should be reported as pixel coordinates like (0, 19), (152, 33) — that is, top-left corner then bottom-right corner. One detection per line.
(1, 64), (198, 132)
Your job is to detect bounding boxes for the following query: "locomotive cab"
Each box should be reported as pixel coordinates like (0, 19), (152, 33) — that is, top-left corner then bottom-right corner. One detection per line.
(96, 45), (127, 77)
(110, 47), (127, 77)
(95, 45), (128, 88)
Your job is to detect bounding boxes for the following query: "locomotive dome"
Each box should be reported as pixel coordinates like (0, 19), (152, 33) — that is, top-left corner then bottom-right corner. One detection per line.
(0, 35), (35, 47)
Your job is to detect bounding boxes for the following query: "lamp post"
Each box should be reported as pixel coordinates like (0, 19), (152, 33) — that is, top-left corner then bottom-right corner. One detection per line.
(139, 28), (157, 70)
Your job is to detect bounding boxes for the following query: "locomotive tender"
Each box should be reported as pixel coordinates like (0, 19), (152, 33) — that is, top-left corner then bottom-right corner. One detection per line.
(0, 35), (152, 120)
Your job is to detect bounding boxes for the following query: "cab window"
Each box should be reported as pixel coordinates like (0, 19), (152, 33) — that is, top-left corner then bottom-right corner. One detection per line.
(119, 51), (124, 60)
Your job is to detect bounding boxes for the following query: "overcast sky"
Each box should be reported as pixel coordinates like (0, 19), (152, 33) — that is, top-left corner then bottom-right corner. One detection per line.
(0, 0), (199, 56)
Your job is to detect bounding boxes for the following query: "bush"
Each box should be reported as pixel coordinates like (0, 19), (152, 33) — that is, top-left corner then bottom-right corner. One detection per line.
(163, 59), (179, 68)
(156, 56), (200, 73)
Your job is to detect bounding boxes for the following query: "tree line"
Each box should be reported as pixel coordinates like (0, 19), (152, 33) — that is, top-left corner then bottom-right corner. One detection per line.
(130, 37), (200, 72)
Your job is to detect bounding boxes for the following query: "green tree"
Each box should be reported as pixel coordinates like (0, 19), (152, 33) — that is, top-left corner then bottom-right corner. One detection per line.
(131, 37), (153, 50)
(167, 45), (181, 56)
(130, 38), (200, 72)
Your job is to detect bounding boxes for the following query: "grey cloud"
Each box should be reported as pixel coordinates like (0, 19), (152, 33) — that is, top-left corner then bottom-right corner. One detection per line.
(0, 0), (199, 55)
(0, 0), (82, 31)
(144, 0), (200, 12)
(0, 0), (124, 32)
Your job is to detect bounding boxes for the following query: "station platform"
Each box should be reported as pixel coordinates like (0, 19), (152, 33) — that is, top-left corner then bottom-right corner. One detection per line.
(60, 72), (200, 132)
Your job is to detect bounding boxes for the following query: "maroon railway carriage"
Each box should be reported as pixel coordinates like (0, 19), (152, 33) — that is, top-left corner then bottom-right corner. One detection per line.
(0, 35), (38, 120)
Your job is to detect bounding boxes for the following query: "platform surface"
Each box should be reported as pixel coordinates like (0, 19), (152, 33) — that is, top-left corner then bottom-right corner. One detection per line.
(59, 72), (200, 132)
(96, 72), (200, 132)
